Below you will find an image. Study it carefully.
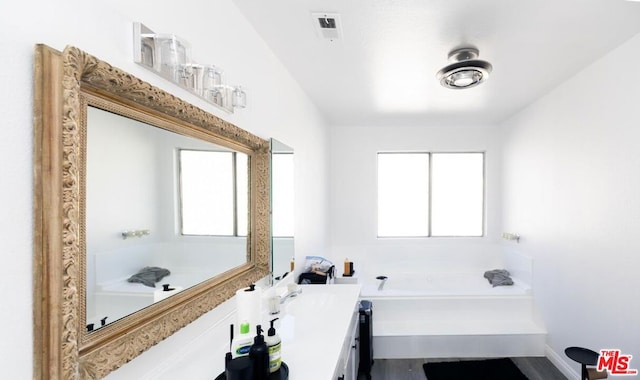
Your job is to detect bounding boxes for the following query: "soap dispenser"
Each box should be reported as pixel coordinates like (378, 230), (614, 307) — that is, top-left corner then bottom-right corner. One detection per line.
(249, 325), (269, 380)
(265, 318), (282, 373)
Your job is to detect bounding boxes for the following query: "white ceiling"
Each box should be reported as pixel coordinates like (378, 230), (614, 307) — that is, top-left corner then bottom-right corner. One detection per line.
(232, 0), (640, 127)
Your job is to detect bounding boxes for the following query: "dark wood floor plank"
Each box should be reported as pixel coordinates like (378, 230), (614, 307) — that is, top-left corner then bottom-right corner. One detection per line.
(359, 357), (567, 380)
(370, 359), (426, 380)
(513, 357), (568, 380)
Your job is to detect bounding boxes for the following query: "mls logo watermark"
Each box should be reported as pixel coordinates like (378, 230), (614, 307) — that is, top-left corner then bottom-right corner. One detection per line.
(597, 349), (638, 376)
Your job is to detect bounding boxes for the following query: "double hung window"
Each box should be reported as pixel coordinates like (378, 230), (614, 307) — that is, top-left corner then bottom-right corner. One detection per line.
(179, 149), (248, 236)
(377, 152), (484, 237)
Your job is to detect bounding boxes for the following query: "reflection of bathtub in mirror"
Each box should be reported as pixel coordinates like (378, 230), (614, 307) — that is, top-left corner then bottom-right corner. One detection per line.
(85, 106), (250, 329)
(86, 241), (247, 328)
(89, 271), (207, 328)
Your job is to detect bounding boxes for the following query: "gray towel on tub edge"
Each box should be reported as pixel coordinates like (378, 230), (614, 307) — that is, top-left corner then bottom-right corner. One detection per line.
(127, 266), (171, 287)
(483, 269), (514, 287)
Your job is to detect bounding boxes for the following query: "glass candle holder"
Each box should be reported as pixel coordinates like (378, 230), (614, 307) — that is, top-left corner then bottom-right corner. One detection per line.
(186, 63), (204, 95)
(203, 65), (224, 104)
(155, 34), (191, 82)
(232, 86), (247, 108)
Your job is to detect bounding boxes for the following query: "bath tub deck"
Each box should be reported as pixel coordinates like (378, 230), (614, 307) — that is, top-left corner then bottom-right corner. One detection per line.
(89, 271), (212, 326)
(359, 272), (546, 359)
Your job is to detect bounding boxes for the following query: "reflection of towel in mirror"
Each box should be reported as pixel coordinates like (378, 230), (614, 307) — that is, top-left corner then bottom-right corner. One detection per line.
(127, 266), (171, 287)
(483, 269), (514, 287)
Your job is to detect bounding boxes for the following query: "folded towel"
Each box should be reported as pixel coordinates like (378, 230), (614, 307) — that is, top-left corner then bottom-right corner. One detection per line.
(127, 266), (171, 287)
(483, 269), (514, 287)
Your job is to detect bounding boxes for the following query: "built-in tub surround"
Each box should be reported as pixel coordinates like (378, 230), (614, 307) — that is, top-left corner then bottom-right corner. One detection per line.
(331, 241), (505, 282)
(361, 271), (531, 298)
(362, 268), (544, 359)
(352, 244), (533, 296)
(372, 294), (546, 359)
(105, 284), (362, 379)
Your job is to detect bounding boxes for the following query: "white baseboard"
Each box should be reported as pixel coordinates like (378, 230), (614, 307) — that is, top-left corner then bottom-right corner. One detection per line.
(545, 344), (580, 380)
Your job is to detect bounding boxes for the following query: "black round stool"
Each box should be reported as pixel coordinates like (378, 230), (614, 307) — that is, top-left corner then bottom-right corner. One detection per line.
(565, 346), (599, 380)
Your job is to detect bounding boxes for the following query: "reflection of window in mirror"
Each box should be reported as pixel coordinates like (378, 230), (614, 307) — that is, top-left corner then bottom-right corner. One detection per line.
(271, 153), (294, 237)
(179, 150), (248, 236)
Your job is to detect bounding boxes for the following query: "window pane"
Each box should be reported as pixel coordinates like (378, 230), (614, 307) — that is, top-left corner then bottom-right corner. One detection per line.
(180, 150), (234, 235)
(272, 153), (294, 237)
(236, 153), (248, 236)
(431, 153), (484, 236)
(377, 153), (429, 237)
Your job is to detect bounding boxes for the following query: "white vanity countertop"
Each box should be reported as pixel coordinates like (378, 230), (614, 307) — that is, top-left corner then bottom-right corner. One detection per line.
(105, 284), (362, 380)
(277, 284), (361, 379)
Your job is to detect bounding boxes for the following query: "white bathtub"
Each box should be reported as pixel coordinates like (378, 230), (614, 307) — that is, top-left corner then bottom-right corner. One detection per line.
(358, 272), (545, 359)
(97, 271), (212, 294)
(360, 271), (530, 298)
(90, 271), (214, 327)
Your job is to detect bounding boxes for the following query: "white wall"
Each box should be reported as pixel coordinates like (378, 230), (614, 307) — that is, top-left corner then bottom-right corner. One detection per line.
(501, 33), (640, 375)
(328, 124), (504, 278)
(0, 0), (328, 377)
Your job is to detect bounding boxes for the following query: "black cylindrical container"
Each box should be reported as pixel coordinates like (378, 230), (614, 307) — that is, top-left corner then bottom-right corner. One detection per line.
(249, 325), (269, 380)
(225, 356), (253, 380)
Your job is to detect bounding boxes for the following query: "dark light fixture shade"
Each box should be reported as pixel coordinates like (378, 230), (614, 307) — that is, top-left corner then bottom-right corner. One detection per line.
(436, 47), (493, 89)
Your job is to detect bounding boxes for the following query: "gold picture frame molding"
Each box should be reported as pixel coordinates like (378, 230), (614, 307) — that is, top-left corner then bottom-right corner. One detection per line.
(33, 44), (270, 379)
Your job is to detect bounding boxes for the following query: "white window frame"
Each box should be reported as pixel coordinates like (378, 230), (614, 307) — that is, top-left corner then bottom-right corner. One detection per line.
(377, 151), (485, 238)
(178, 149), (247, 237)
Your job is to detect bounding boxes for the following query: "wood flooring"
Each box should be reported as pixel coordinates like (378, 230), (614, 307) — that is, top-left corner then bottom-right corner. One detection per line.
(358, 357), (568, 380)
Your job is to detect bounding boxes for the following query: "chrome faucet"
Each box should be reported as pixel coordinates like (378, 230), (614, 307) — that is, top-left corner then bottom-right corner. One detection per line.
(376, 275), (388, 291)
(280, 288), (302, 304)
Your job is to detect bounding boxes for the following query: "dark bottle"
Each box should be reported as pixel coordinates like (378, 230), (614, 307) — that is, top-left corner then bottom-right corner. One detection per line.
(249, 325), (269, 380)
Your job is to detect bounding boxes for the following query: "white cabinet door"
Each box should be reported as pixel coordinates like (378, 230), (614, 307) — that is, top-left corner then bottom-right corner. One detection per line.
(344, 305), (360, 380)
(344, 339), (356, 380)
(334, 304), (360, 380)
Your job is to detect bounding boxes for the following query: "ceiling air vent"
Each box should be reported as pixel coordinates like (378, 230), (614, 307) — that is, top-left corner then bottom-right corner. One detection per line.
(312, 12), (342, 41)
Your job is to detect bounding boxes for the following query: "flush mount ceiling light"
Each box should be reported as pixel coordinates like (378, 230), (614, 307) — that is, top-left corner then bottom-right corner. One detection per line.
(436, 47), (493, 89)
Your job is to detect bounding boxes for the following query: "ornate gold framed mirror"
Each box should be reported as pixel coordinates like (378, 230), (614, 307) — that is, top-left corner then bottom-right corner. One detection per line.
(33, 44), (270, 379)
